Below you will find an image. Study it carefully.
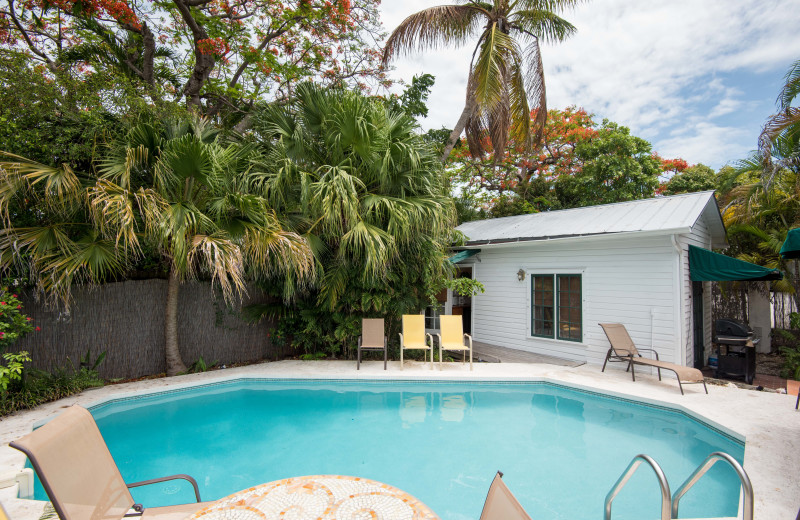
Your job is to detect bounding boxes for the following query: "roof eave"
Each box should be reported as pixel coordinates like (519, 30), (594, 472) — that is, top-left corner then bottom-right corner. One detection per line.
(462, 227), (695, 248)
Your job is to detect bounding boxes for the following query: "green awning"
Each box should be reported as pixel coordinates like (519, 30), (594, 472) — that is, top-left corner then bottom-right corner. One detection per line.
(448, 249), (480, 264)
(689, 245), (783, 281)
(780, 228), (800, 259)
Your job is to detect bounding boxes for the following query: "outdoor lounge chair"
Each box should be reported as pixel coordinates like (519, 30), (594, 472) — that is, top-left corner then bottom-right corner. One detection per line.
(435, 315), (473, 370)
(357, 318), (387, 370)
(10, 405), (209, 520)
(399, 314), (433, 370)
(599, 323), (708, 395)
(479, 471), (532, 520)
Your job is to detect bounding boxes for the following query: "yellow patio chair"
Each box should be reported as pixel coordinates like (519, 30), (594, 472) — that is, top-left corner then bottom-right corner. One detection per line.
(435, 315), (473, 371)
(399, 314), (433, 370)
(479, 471), (532, 520)
(10, 406), (210, 520)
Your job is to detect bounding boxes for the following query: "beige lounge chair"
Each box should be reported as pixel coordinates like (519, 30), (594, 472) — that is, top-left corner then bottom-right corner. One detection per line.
(357, 318), (387, 370)
(399, 314), (433, 370)
(479, 471), (532, 520)
(599, 323), (708, 395)
(10, 406), (210, 520)
(435, 315), (473, 371)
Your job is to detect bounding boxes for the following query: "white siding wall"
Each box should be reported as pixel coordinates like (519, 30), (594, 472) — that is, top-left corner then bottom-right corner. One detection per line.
(471, 234), (683, 367)
(677, 218), (714, 367)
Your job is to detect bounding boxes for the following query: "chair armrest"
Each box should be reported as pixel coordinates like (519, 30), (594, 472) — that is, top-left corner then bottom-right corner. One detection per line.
(358, 336), (362, 348)
(464, 333), (472, 348)
(127, 474), (202, 503)
(398, 332), (404, 348)
(636, 348), (659, 360)
(433, 334), (442, 347)
(425, 333), (433, 347)
(384, 336), (388, 348)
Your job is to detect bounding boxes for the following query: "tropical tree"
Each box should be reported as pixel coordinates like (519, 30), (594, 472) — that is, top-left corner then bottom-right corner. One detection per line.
(758, 59), (800, 188)
(1, 0), (388, 123)
(662, 163), (718, 195)
(246, 83), (456, 357)
(382, 0), (581, 163)
(450, 108), (675, 216)
(0, 117), (315, 375)
(719, 138), (800, 306)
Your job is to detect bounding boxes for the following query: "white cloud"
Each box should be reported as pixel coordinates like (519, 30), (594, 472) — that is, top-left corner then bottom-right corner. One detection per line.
(379, 0), (800, 167)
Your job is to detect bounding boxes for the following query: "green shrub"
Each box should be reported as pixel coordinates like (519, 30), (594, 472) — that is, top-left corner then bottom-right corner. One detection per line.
(0, 366), (104, 416)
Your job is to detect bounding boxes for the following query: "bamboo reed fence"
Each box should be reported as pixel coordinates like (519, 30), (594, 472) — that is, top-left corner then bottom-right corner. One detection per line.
(13, 279), (284, 379)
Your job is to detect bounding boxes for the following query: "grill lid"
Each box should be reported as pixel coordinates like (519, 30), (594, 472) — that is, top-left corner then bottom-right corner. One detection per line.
(715, 318), (751, 337)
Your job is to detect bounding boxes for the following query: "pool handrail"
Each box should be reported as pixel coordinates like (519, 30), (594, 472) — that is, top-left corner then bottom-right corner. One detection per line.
(671, 451), (753, 520)
(604, 454), (671, 520)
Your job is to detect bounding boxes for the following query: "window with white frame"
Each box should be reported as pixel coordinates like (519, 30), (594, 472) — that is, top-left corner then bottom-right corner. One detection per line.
(530, 274), (582, 342)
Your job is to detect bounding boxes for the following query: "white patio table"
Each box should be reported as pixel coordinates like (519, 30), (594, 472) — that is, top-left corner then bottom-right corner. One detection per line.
(187, 474), (440, 520)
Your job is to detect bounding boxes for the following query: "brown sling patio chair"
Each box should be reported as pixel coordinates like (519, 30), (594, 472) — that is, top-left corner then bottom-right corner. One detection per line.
(479, 471), (532, 520)
(357, 318), (387, 370)
(399, 314), (434, 370)
(599, 323), (708, 395)
(435, 315), (473, 371)
(10, 405), (210, 520)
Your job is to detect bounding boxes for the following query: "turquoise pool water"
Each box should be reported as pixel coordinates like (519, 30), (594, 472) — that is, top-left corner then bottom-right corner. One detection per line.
(32, 380), (744, 519)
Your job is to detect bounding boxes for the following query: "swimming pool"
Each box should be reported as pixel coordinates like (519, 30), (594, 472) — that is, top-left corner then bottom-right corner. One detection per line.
(32, 379), (745, 519)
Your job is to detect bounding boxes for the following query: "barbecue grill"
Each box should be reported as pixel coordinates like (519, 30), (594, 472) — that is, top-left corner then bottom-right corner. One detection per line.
(713, 318), (757, 384)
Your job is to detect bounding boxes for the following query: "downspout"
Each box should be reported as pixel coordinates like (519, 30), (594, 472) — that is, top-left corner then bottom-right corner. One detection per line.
(671, 235), (686, 365)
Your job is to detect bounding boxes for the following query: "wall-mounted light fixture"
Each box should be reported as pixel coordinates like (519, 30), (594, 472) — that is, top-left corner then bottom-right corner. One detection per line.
(517, 269), (526, 282)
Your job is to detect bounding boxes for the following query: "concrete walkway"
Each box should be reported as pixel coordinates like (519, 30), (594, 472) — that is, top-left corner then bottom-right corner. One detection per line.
(0, 360), (798, 520)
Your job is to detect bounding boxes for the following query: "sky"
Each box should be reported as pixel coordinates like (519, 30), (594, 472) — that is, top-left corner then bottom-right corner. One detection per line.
(379, 0), (800, 170)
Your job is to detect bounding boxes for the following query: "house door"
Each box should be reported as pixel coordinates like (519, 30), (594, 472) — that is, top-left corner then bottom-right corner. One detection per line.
(692, 281), (704, 369)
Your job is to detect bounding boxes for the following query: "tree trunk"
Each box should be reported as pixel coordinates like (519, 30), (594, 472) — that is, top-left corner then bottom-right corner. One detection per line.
(165, 267), (188, 375)
(441, 95), (477, 163)
(141, 22), (155, 87)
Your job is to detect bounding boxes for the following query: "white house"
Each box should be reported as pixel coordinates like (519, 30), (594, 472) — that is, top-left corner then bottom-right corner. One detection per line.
(450, 191), (730, 369)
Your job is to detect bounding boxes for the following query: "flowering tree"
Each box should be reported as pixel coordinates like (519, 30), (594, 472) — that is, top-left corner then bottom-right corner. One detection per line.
(450, 107), (687, 216)
(0, 0), (388, 122)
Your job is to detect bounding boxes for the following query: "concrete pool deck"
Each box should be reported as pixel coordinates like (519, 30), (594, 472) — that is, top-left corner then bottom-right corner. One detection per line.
(0, 359), (798, 520)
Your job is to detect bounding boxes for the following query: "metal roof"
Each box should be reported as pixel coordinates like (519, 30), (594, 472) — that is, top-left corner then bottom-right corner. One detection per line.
(456, 191), (727, 247)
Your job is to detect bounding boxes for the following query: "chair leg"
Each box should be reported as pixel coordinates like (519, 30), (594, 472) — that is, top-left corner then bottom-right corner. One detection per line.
(357, 347), (361, 370)
(383, 347), (387, 371)
(703, 380), (708, 394)
(469, 348), (473, 371)
(400, 348), (403, 371)
(657, 368), (662, 381)
(795, 391), (799, 410)
(630, 362), (636, 382)
(678, 379), (685, 395)
(439, 346), (443, 371)
(602, 349), (611, 372)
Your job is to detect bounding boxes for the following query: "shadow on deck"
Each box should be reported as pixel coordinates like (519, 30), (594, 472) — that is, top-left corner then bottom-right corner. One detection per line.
(471, 341), (584, 367)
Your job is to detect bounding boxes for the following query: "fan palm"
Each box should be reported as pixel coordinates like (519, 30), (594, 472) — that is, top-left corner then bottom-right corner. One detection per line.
(382, 0), (580, 163)
(248, 83), (455, 355)
(1, 117), (315, 375)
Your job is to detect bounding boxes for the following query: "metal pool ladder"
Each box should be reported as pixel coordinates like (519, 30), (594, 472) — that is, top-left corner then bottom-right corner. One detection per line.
(604, 451), (753, 520)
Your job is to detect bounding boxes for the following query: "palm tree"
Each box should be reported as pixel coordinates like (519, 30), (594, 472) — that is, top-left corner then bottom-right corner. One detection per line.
(247, 83), (455, 355)
(721, 146), (800, 307)
(382, 0), (580, 163)
(758, 59), (800, 188)
(0, 117), (315, 375)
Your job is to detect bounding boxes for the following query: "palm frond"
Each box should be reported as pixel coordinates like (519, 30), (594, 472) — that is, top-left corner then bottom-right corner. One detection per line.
(778, 59), (800, 111)
(187, 233), (246, 303)
(382, 5), (485, 65)
(511, 9), (577, 43)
